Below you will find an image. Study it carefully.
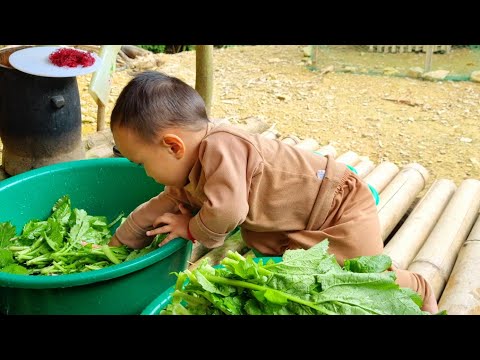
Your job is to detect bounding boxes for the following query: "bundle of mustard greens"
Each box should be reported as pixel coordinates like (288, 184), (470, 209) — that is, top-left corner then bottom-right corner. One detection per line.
(0, 195), (165, 275)
(162, 241), (446, 315)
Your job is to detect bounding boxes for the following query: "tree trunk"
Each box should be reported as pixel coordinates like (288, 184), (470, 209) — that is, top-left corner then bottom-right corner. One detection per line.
(195, 45), (214, 116)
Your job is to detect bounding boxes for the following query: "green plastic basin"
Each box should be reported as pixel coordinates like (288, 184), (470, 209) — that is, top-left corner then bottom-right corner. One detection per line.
(0, 158), (193, 315)
(141, 256), (282, 315)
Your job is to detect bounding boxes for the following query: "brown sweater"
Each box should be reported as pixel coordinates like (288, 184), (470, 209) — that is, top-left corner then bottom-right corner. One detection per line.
(114, 123), (437, 312)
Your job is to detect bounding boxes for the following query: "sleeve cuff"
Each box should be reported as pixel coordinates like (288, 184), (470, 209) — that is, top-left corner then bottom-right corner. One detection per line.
(114, 212), (152, 249)
(189, 214), (228, 248)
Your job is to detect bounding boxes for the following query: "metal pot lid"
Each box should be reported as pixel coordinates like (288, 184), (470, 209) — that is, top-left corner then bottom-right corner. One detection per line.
(8, 46), (102, 78)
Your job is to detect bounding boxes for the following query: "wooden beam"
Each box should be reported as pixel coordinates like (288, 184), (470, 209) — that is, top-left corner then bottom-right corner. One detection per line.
(96, 102), (106, 131)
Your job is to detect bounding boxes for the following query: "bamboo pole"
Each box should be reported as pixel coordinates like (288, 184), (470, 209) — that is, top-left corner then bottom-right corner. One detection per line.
(195, 45), (214, 116)
(364, 162), (400, 194)
(235, 117), (270, 134)
(335, 151), (360, 166)
(377, 163), (429, 242)
(383, 179), (456, 269)
(294, 138), (320, 151)
(438, 214), (480, 314)
(261, 124), (278, 140)
(354, 159), (375, 178)
(281, 135), (301, 146)
(314, 144), (337, 158)
(408, 179), (480, 300)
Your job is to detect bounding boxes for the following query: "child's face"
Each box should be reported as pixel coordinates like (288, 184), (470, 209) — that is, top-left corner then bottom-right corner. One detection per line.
(113, 125), (191, 187)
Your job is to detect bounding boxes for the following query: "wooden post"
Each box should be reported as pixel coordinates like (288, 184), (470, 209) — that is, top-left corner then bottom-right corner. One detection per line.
(311, 45), (319, 68)
(96, 102), (106, 131)
(408, 179), (480, 300)
(438, 214), (480, 314)
(377, 163), (429, 242)
(424, 45), (434, 72)
(195, 45), (214, 116)
(383, 179), (456, 269)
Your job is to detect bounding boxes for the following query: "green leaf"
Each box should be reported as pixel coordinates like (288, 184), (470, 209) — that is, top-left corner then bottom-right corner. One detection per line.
(221, 251), (271, 283)
(312, 271), (428, 315)
(344, 254), (392, 273)
(69, 209), (91, 245)
(0, 222), (16, 248)
(194, 270), (236, 297)
(20, 220), (48, 244)
(244, 298), (264, 315)
(1, 263), (29, 275)
(0, 249), (14, 267)
(265, 241), (341, 297)
(124, 234), (167, 261)
(51, 195), (72, 225)
(44, 218), (65, 251)
(264, 289), (289, 305)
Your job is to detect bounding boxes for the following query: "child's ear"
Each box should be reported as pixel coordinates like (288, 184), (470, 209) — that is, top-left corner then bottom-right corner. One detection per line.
(162, 134), (185, 159)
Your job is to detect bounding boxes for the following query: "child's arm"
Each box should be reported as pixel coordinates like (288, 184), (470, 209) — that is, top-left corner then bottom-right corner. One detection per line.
(393, 267), (439, 313)
(188, 136), (258, 248)
(110, 186), (188, 248)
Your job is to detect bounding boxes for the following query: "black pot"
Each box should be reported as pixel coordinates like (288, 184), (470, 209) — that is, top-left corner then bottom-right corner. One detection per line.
(0, 47), (85, 175)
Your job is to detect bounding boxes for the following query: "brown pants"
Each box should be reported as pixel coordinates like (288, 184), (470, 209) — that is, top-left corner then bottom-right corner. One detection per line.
(242, 158), (438, 313)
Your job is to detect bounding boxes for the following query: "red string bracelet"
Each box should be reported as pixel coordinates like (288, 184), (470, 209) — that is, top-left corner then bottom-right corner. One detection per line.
(186, 226), (197, 243)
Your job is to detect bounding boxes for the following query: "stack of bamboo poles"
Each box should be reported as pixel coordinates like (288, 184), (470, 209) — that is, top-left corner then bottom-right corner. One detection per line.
(368, 45), (452, 54)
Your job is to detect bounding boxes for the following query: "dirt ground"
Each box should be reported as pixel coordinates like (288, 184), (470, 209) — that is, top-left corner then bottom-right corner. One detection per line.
(3, 45), (480, 190)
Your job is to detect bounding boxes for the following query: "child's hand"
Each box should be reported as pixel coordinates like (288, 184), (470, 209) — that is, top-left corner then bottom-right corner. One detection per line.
(146, 203), (193, 246)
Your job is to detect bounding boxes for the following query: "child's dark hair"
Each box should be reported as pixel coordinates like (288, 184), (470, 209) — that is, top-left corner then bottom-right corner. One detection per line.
(111, 71), (209, 142)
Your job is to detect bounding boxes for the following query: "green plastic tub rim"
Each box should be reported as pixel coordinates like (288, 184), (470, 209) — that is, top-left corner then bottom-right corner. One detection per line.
(0, 157), (133, 191)
(0, 157), (191, 289)
(141, 256), (282, 315)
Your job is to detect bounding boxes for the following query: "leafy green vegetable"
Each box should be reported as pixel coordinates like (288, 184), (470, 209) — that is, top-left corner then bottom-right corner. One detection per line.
(0, 222), (16, 248)
(344, 254), (392, 273)
(0, 195), (168, 275)
(0, 249), (14, 268)
(0, 264), (28, 275)
(161, 240), (440, 315)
